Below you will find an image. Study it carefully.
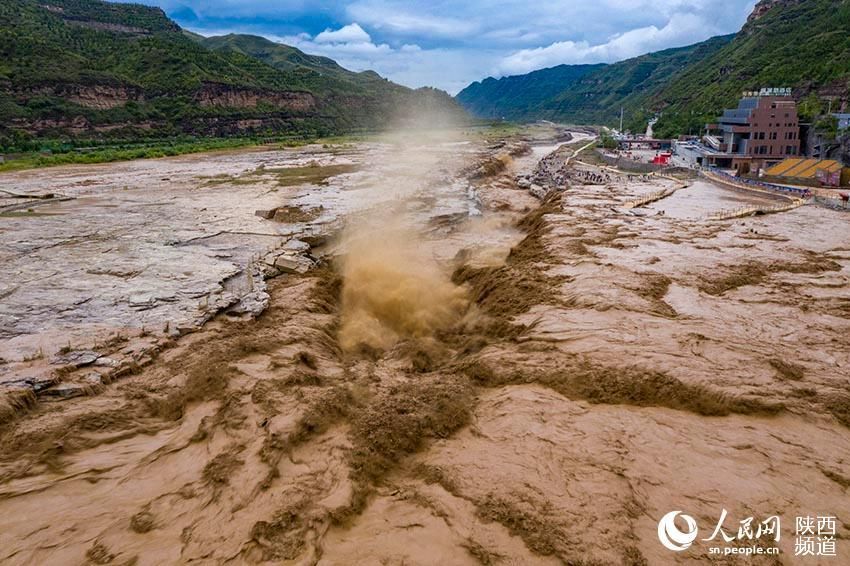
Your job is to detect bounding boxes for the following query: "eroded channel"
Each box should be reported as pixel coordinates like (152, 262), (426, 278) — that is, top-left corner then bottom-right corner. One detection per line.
(1, 127), (849, 564)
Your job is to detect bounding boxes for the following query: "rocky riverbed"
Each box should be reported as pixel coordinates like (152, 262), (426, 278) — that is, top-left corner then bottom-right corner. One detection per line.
(0, 127), (848, 564)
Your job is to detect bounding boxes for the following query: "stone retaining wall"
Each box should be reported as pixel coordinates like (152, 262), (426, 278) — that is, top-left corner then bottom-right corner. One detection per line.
(597, 151), (665, 173)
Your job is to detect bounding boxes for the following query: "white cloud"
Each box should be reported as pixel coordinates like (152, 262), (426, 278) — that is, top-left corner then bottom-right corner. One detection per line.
(275, 23), (393, 63)
(497, 13), (713, 75)
(267, 23), (489, 94)
(315, 22), (371, 44)
(135, 0), (758, 91)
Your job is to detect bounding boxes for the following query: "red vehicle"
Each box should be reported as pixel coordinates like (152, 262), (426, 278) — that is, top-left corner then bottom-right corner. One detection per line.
(652, 152), (672, 165)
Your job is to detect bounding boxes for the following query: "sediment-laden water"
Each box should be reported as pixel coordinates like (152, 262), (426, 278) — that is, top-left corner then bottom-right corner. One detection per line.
(1, 126), (848, 564)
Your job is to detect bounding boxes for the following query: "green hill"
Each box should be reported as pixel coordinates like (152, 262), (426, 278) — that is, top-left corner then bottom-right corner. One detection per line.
(651, 0), (850, 137)
(456, 64), (604, 120)
(0, 0), (465, 146)
(455, 36), (734, 130)
(193, 33), (465, 129)
(196, 34), (385, 87)
(455, 0), (850, 137)
(543, 36), (736, 131)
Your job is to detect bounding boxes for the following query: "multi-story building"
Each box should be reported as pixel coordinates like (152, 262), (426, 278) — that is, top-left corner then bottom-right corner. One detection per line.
(701, 93), (801, 173)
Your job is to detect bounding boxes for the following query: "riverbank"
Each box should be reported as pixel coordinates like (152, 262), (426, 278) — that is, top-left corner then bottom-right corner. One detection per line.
(0, 132), (389, 174)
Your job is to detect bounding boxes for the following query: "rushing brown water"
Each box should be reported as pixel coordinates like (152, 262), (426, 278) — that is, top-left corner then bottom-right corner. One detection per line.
(1, 125), (849, 564)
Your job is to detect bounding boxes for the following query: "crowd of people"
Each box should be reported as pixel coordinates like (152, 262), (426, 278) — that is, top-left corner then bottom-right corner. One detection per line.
(529, 148), (572, 190)
(626, 174), (654, 183)
(571, 170), (615, 185)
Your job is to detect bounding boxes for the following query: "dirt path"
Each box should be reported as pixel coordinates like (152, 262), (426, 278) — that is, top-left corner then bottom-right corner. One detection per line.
(1, 135), (849, 565)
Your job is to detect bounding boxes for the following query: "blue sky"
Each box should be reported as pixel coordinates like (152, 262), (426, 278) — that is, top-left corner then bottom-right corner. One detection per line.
(126, 0), (758, 94)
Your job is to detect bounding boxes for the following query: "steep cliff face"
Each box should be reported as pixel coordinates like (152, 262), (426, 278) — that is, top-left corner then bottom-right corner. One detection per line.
(745, 0), (804, 27)
(194, 84), (316, 112)
(64, 85), (142, 109)
(17, 84), (145, 110)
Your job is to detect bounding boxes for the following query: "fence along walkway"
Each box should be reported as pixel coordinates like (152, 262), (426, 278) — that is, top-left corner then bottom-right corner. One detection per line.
(622, 171), (692, 209)
(574, 152), (692, 210)
(701, 169), (810, 220)
(623, 187), (678, 209)
(706, 198), (806, 221)
(702, 170), (811, 200)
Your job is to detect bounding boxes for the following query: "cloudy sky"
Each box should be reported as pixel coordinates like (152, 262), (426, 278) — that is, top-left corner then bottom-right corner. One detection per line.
(126, 0), (757, 94)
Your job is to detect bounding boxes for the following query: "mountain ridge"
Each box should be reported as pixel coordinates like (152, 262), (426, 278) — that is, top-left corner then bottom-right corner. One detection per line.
(455, 0), (850, 137)
(455, 35), (735, 131)
(0, 0), (465, 145)
(456, 64), (605, 120)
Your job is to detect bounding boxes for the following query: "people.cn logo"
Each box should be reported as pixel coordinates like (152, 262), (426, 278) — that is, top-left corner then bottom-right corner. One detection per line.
(658, 511), (699, 552)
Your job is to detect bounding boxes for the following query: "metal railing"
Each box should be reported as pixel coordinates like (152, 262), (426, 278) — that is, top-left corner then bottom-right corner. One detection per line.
(624, 188), (676, 209)
(702, 169), (812, 199)
(705, 198), (806, 220)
